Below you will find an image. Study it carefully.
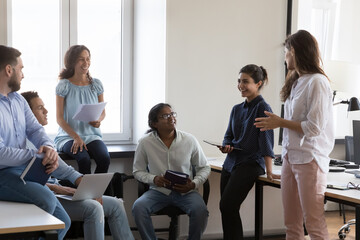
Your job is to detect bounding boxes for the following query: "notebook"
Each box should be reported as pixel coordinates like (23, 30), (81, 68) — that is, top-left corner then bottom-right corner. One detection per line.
(56, 173), (114, 201)
(20, 156), (50, 185)
(164, 170), (189, 189)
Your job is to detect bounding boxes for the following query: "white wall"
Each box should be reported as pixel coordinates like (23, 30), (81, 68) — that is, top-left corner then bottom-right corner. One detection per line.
(333, 0), (360, 64)
(165, 1), (287, 237)
(134, 0), (288, 238)
(165, 0), (286, 163)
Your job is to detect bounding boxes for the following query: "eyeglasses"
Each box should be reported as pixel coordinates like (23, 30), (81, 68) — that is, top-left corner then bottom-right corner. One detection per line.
(347, 182), (360, 190)
(159, 112), (177, 120)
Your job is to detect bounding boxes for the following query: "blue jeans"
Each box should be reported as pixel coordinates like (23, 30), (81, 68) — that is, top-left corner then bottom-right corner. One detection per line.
(132, 189), (208, 240)
(0, 166), (71, 240)
(62, 140), (110, 174)
(59, 196), (134, 240)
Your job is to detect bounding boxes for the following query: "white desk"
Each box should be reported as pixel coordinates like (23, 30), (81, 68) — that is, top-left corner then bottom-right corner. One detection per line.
(0, 201), (65, 235)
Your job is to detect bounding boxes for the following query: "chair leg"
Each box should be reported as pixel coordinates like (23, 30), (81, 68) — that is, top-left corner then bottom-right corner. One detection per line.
(340, 204), (346, 224)
(169, 216), (179, 240)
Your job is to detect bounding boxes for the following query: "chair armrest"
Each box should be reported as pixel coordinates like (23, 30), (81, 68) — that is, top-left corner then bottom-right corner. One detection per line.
(138, 180), (150, 197)
(202, 179), (210, 205)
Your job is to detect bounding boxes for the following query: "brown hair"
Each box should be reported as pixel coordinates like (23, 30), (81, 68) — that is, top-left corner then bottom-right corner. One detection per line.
(280, 30), (328, 101)
(0, 45), (21, 71)
(21, 91), (39, 109)
(58, 45), (92, 81)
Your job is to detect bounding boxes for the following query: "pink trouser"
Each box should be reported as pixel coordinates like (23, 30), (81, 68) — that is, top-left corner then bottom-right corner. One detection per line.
(281, 157), (329, 240)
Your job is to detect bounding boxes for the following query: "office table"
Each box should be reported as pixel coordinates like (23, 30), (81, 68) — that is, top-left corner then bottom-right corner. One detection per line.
(208, 158), (360, 240)
(0, 200), (65, 238)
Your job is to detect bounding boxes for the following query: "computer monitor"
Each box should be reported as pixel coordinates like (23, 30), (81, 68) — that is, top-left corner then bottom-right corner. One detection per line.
(278, 104), (284, 146)
(352, 120), (360, 165)
(345, 135), (354, 162)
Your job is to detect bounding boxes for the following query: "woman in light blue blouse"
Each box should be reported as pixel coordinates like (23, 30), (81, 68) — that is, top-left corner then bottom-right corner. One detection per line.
(54, 45), (110, 174)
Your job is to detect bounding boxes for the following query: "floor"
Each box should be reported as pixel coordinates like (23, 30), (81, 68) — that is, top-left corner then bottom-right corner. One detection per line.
(264, 210), (356, 240)
(66, 210), (356, 240)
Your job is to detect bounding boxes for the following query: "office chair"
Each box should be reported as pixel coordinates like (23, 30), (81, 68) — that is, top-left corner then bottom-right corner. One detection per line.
(136, 175), (210, 240)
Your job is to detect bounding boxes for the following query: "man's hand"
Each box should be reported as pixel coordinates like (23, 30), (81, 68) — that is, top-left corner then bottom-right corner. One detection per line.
(46, 183), (76, 195)
(38, 146), (59, 174)
(94, 197), (103, 205)
(154, 175), (171, 188)
(172, 178), (195, 193)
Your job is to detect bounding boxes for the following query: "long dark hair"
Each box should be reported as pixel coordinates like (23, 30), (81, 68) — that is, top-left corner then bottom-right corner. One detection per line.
(240, 64), (268, 90)
(147, 103), (172, 133)
(280, 30), (328, 101)
(58, 45), (92, 81)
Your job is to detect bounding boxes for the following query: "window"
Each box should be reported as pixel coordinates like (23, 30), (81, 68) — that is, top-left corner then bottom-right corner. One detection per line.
(5, 0), (132, 143)
(295, 0), (360, 138)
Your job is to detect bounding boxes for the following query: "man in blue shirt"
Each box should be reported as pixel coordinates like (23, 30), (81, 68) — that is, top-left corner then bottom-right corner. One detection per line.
(0, 45), (70, 239)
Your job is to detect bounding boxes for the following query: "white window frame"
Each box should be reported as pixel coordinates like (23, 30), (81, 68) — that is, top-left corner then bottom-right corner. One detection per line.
(0, 0), (133, 144)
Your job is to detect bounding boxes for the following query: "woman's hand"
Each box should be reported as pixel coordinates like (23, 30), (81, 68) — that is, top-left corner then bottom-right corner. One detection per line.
(266, 172), (281, 181)
(254, 111), (282, 131)
(71, 136), (88, 154)
(89, 120), (101, 128)
(218, 145), (233, 153)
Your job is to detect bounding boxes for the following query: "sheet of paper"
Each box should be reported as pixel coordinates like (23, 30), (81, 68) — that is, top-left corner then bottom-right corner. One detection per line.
(72, 102), (107, 122)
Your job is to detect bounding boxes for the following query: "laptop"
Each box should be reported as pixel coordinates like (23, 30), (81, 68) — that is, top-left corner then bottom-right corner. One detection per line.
(56, 173), (114, 201)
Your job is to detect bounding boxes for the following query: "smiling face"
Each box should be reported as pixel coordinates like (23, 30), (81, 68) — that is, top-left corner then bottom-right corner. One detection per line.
(237, 72), (262, 102)
(74, 50), (91, 76)
(30, 97), (48, 126)
(152, 106), (177, 133)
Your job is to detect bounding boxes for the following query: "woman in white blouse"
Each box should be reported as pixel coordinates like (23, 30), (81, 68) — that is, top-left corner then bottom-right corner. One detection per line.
(254, 30), (334, 239)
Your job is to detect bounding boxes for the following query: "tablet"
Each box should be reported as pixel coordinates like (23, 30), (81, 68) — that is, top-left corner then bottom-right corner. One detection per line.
(203, 140), (243, 151)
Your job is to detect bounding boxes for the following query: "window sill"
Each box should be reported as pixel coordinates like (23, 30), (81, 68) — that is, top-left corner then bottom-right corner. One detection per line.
(58, 144), (137, 160)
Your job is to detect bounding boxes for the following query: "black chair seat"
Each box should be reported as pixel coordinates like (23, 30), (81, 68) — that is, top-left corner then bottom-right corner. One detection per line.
(156, 205), (185, 217)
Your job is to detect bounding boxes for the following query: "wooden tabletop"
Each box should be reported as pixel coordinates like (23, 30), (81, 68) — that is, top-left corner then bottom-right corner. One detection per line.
(0, 201), (65, 234)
